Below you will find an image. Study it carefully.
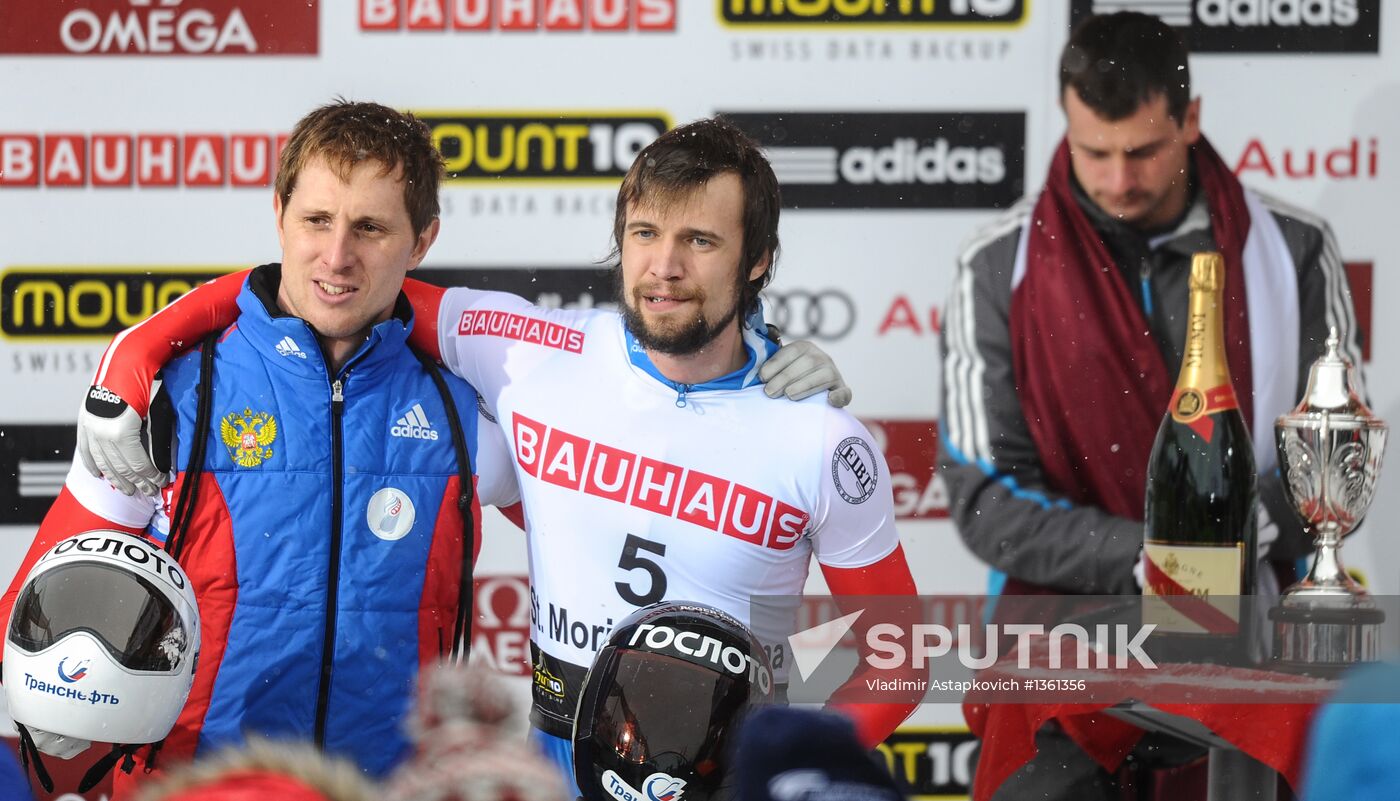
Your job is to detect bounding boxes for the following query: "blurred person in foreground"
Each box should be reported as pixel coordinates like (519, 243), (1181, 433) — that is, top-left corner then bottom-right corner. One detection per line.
(132, 739), (378, 801)
(731, 706), (906, 801)
(1300, 660), (1400, 801)
(386, 662), (568, 801)
(939, 10), (1365, 801)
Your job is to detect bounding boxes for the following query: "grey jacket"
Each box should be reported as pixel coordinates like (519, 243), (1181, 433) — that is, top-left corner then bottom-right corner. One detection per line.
(938, 178), (1365, 595)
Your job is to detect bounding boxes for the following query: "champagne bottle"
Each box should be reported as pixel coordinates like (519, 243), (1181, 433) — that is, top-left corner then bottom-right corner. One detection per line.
(1142, 252), (1258, 664)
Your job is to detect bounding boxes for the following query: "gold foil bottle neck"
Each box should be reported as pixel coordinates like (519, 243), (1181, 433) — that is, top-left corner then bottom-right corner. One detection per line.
(1175, 251), (1233, 397)
(1189, 252), (1225, 293)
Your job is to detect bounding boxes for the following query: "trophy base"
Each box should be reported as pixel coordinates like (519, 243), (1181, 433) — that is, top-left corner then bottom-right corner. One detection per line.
(1267, 660), (1355, 679)
(1268, 602), (1384, 675)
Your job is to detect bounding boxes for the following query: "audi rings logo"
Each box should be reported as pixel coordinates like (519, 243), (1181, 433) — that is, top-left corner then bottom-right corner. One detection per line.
(763, 289), (855, 342)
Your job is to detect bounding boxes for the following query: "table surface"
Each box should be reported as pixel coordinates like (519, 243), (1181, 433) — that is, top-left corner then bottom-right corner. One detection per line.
(964, 660), (1338, 801)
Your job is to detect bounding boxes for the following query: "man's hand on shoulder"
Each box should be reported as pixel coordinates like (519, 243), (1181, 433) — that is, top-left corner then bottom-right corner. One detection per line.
(760, 340), (853, 408)
(77, 384), (166, 497)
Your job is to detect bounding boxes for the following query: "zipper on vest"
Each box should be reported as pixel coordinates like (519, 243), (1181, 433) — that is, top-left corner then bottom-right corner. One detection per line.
(314, 373), (348, 747)
(1139, 260), (1154, 317)
(674, 383), (691, 408)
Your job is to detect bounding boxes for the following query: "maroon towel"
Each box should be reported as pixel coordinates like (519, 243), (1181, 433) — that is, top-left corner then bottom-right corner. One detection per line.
(1008, 136), (1254, 523)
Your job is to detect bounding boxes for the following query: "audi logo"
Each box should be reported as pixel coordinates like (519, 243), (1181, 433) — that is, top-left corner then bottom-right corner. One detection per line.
(762, 289), (856, 341)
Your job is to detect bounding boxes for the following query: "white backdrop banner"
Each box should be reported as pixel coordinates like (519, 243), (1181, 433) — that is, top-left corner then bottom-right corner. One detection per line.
(1, 2), (1393, 798)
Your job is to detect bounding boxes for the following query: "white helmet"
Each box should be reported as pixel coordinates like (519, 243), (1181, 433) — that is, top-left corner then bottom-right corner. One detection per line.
(5, 530), (200, 750)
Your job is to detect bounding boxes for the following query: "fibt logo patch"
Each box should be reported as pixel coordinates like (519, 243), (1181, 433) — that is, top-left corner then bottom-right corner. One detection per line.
(724, 112), (1024, 209)
(0, 0), (319, 55)
(832, 437), (878, 505)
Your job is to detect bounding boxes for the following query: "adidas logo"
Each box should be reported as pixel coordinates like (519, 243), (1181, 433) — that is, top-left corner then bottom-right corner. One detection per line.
(391, 403), (439, 441)
(85, 384), (128, 418)
(88, 385), (124, 405)
(275, 336), (307, 359)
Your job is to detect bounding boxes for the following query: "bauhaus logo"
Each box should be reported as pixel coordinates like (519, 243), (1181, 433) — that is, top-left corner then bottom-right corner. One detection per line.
(1, 267), (235, 339)
(0, 0), (319, 56)
(512, 412), (811, 550)
(1070, 0), (1379, 53)
(456, 310), (587, 354)
(723, 112), (1024, 209)
(361, 0), (675, 31)
(417, 112), (669, 182)
(0, 132), (286, 188)
(719, 0), (1026, 26)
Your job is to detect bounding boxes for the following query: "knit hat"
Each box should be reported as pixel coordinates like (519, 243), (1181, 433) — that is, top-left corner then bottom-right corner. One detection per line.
(385, 661), (570, 801)
(132, 738), (379, 801)
(730, 707), (906, 801)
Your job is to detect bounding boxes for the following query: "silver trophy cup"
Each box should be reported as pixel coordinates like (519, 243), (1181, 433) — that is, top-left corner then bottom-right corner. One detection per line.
(1271, 329), (1387, 675)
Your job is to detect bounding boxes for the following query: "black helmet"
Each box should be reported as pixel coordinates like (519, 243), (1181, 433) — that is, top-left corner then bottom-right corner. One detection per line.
(572, 602), (775, 801)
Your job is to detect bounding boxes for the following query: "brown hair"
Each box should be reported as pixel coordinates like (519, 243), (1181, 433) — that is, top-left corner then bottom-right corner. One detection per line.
(610, 116), (780, 317)
(276, 99), (443, 236)
(1060, 11), (1191, 123)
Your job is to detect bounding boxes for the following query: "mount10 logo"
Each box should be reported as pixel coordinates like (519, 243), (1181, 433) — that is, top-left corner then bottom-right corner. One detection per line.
(1070, 0), (1379, 53)
(720, 0), (1025, 25)
(417, 113), (669, 181)
(725, 112), (1024, 210)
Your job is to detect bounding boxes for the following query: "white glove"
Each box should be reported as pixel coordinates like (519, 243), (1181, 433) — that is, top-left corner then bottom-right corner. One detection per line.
(28, 726), (91, 759)
(77, 384), (167, 497)
(759, 340), (852, 408)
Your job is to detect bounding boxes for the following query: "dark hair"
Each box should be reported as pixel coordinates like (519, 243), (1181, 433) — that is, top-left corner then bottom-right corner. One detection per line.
(1059, 12), (1191, 122)
(610, 116), (780, 317)
(276, 99), (444, 237)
